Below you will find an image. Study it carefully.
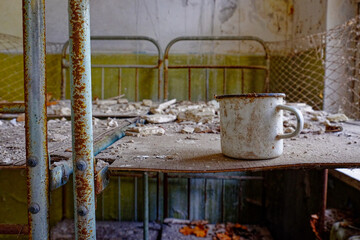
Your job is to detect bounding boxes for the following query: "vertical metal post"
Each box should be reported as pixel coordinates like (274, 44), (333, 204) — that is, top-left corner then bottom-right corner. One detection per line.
(143, 172), (149, 240)
(164, 61), (169, 101)
(205, 69), (209, 102)
(68, 0), (96, 239)
(101, 67), (105, 99)
(61, 59), (68, 100)
(187, 178), (191, 219)
(164, 173), (169, 218)
(23, 0), (49, 239)
(135, 68), (139, 102)
(156, 173), (164, 222)
(188, 68), (192, 101)
(238, 180), (243, 220)
(134, 177), (138, 221)
(241, 69), (245, 93)
(118, 177), (121, 221)
(118, 68), (122, 97)
(221, 179), (225, 223)
(319, 169), (328, 238)
(223, 69), (226, 94)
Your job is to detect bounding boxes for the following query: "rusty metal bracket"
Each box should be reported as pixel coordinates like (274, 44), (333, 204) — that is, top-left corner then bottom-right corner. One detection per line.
(95, 165), (110, 195)
(50, 161), (73, 191)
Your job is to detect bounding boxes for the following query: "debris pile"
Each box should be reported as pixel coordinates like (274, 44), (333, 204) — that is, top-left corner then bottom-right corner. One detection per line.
(283, 103), (350, 135)
(178, 221), (267, 239)
(213, 223), (264, 240)
(310, 209), (360, 240)
(161, 218), (272, 240)
(179, 220), (209, 238)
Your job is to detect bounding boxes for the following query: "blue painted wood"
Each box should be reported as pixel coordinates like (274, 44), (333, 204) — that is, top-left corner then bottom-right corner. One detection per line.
(189, 178), (206, 220)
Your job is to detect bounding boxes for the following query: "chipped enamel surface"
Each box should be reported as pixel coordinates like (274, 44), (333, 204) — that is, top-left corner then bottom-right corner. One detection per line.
(217, 94), (302, 159)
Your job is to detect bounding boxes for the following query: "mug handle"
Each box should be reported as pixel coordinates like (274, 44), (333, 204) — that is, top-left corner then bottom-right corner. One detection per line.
(276, 105), (304, 139)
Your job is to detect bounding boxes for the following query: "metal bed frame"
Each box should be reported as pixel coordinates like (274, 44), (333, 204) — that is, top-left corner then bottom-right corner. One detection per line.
(163, 36), (270, 101)
(61, 35), (163, 101)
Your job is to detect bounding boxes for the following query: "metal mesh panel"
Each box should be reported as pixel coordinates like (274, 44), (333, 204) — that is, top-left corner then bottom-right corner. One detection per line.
(268, 16), (360, 119)
(0, 33), (63, 101)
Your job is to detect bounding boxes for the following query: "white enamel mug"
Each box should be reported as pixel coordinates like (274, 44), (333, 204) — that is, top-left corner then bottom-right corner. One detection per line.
(215, 93), (304, 160)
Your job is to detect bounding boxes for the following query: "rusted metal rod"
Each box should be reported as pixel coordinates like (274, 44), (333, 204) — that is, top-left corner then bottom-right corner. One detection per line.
(319, 169), (329, 238)
(167, 174), (263, 180)
(0, 103), (25, 113)
(68, 0), (96, 239)
(167, 65), (268, 70)
(23, 0), (50, 239)
(0, 224), (29, 235)
(93, 118), (140, 156)
(143, 172), (149, 240)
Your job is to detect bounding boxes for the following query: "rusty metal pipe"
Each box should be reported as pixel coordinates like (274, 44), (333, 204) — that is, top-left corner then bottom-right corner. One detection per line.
(93, 119), (139, 156)
(0, 103), (25, 113)
(0, 224), (29, 235)
(188, 68), (192, 101)
(319, 169), (329, 238)
(23, 0), (50, 239)
(68, 0), (96, 239)
(143, 172), (149, 240)
(168, 65), (268, 70)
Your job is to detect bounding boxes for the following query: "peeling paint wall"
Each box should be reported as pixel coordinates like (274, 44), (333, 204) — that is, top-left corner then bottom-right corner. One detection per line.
(293, 0), (327, 37)
(0, 1), (22, 38)
(1, 0), (329, 51)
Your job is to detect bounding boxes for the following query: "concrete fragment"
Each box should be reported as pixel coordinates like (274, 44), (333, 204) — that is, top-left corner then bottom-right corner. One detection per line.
(49, 133), (68, 142)
(60, 107), (71, 116)
(132, 103), (142, 109)
(0, 120), (3, 126)
(322, 120), (331, 126)
(194, 126), (210, 133)
(0, 157), (12, 165)
(327, 113), (349, 122)
(143, 114), (176, 124)
(150, 99), (176, 114)
(181, 126), (194, 134)
(96, 159), (109, 170)
(207, 99), (219, 109)
(142, 99), (153, 107)
(117, 98), (129, 104)
(126, 126), (165, 137)
(93, 117), (100, 126)
(96, 99), (118, 105)
(286, 102), (313, 113)
(10, 119), (17, 126)
(177, 108), (215, 123)
(107, 119), (118, 128)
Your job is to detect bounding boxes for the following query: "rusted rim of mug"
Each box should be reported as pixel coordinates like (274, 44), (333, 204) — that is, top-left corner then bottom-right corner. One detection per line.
(215, 93), (285, 99)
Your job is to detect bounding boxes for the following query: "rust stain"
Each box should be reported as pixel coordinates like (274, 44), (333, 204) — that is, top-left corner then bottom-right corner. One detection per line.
(288, 4), (294, 15)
